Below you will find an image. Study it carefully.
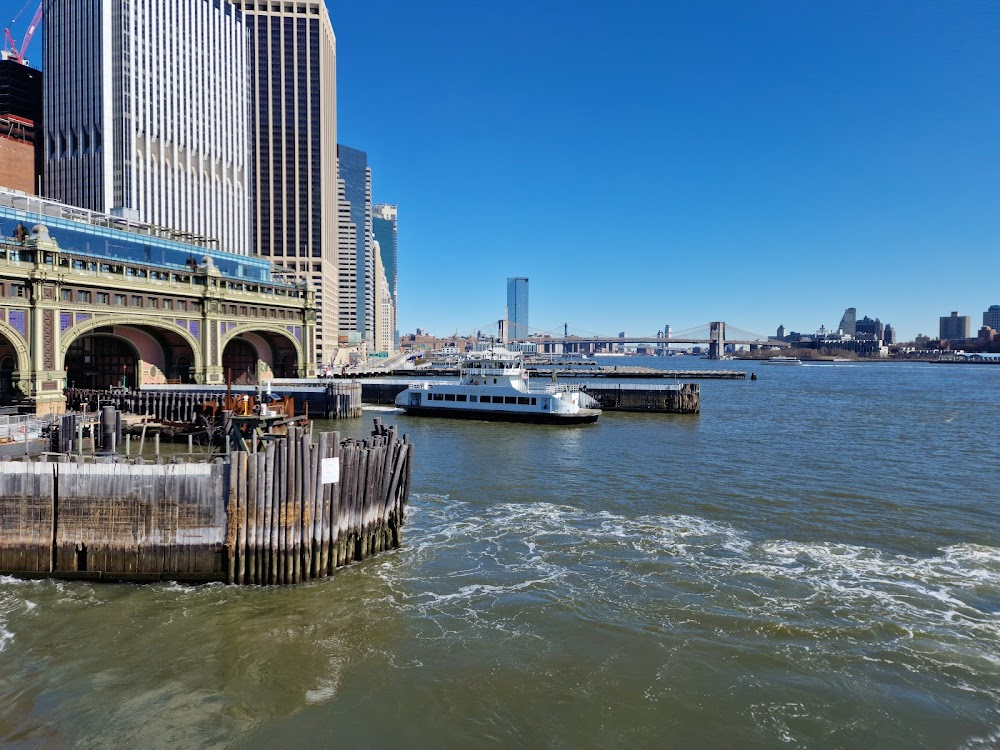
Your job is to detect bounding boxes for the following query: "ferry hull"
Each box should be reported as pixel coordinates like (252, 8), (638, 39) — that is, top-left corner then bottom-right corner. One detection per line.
(398, 405), (600, 425)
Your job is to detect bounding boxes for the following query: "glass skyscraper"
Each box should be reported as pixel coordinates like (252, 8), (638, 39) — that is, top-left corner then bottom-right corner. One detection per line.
(337, 144), (373, 345)
(507, 277), (529, 340)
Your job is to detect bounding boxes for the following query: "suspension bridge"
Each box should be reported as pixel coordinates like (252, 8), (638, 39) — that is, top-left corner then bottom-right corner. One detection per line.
(522, 322), (788, 358)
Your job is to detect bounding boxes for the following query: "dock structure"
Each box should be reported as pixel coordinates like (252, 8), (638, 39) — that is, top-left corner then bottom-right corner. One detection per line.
(66, 381), (362, 422)
(0, 419), (412, 584)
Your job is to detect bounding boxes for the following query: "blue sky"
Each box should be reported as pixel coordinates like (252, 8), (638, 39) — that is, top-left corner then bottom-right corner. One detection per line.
(10, 0), (998, 340)
(333, 0), (999, 341)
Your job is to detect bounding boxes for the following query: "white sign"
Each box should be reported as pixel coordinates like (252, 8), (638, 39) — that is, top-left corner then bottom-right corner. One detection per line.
(321, 457), (340, 484)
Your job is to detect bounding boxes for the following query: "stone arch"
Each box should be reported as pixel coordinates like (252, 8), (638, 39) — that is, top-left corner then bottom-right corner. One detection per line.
(60, 316), (203, 384)
(220, 324), (305, 377)
(0, 319), (31, 395)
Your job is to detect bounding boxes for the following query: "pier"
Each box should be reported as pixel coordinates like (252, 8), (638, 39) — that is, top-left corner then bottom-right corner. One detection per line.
(0, 418), (412, 584)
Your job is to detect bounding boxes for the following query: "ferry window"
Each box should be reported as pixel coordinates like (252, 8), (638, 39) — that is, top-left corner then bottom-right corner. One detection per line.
(518, 397), (529, 405)
(444, 394), (456, 401)
(504, 396), (516, 405)
(469, 395), (477, 402)
(531, 398), (537, 405)
(457, 394), (467, 402)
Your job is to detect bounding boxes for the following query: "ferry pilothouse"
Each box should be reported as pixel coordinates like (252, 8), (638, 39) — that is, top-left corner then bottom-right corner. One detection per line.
(394, 348), (602, 424)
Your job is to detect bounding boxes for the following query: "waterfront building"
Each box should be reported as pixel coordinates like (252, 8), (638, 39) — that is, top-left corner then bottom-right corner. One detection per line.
(43, 0), (252, 256)
(373, 203), (398, 345)
(337, 145), (373, 346)
(883, 323), (896, 345)
(507, 277), (529, 339)
(0, 59), (42, 194)
(232, 0), (339, 366)
(984, 305), (1000, 330)
(0, 188), (316, 414)
(940, 311), (971, 342)
(776, 324), (786, 339)
(838, 307), (857, 335)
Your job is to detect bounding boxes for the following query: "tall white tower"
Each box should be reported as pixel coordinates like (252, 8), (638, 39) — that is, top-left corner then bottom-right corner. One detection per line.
(43, 0), (252, 255)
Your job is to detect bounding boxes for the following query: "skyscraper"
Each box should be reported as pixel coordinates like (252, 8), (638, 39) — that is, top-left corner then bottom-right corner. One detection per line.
(373, 240), (394, 355)
(507, 277), (529, 339)
(373, 203), (398, 345)
(983, 305), (1000, 330)
(838, 307), (857, 335)
(940, 311), (971, 341)
(337, 144), (373, 346)
(44, 0), (251, 255)
(234, 0), (339, 364)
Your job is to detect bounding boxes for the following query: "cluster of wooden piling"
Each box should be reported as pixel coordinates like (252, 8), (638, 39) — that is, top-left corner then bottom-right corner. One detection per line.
(226, 420), (412, 585)
(0, 420), (412, 584)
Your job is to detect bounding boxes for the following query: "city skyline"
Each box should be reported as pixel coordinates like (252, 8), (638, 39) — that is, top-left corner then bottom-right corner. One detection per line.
(331, 1), (999, 341)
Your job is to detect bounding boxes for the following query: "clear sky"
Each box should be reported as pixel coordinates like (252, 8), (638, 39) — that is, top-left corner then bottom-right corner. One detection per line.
(9, 0), (998, 341)
(333, 0), (999, 341)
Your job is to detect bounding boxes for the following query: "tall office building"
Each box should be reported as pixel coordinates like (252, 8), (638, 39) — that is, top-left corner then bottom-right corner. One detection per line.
(337, 144), (373, 345)
(335, 176), (359, 343)
(373, 240), (394, 355)
(855, 316), (883, 339)
(507, 277), (529, 339)
(43, 0), (251, 255)
(940, 311), (971, 341)
(373, 203), (398, 345)
(983, 305), (1000, 330)
(838, 307), (857, 335)
(233, 0), (339, 365)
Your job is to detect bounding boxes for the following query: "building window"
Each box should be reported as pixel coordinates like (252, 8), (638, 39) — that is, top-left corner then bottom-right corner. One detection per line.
(11, 284), (25, 298)
(132, 295), (143, 307)
(61, 289), (72, 301)
(177, 300), (187, 311)
(97, 292), (109, 304)
(114, 294), (126, 306)
(148, 297), (159, 309)
(164, 300), (173, 310)
(78, 291), (91, 303)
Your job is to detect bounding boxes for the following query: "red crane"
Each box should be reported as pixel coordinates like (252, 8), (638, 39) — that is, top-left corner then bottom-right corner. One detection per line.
(3, 1), (42, 65)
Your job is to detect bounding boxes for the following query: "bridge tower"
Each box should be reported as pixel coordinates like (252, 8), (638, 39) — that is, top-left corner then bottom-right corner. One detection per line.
(708, 321), (726, 359)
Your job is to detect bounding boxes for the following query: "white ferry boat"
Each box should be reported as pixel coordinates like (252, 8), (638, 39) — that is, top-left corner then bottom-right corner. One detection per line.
(763, 356), (803, 365)
(394, 348), (602, 424)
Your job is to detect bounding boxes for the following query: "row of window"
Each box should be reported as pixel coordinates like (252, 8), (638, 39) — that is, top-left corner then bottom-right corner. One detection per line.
(427, 393), (537, 406)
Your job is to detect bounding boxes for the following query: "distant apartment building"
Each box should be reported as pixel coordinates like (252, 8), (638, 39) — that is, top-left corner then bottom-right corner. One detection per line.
(940, 311), (971, 341)
(337, 145), (373, 346)
(838, 307), (857, 335)
(232, 0), (339, 365)
(373, 203), (398, 345)
(0, 59), (42, 194)
(882, 323), (896, 345)
(507, 277), (529, 339)
(854, 316), (884, 340)
(43, 0), (251, 255)
(984, 305), (1000, 330)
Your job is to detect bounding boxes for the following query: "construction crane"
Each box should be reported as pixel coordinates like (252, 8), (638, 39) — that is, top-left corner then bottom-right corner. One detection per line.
(3, 1), (42, 65)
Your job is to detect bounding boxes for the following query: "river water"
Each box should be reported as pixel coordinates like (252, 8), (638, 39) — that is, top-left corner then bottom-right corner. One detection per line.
(1, 358), (998, 749)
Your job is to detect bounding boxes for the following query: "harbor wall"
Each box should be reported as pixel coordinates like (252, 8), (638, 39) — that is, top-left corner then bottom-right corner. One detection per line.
(0, 422), (412, 584)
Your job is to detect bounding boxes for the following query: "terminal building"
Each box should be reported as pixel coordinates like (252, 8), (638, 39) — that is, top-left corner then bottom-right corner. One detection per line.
(0, 188), (316, 414)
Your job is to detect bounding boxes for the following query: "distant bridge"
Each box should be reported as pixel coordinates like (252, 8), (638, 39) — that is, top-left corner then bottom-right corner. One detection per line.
(522, 322), (788, 358)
